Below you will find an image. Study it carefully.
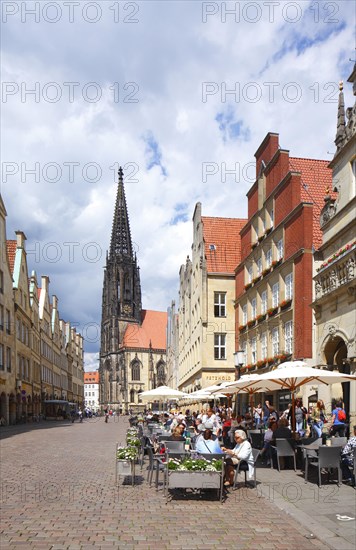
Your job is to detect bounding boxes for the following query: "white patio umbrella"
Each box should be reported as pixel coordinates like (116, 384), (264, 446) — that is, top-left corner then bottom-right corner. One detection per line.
(211, 374), (274, 415)
(139, 386), (189, 401)
(221, 362), (356, 431)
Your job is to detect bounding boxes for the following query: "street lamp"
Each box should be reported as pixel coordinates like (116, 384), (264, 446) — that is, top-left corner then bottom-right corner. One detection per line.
(233, 350), (245, 415)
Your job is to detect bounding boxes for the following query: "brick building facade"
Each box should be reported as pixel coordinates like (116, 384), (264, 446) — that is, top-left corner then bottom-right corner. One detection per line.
(235, 132), (332, 411)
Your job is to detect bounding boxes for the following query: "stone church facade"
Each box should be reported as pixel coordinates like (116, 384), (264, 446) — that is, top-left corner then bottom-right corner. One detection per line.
(99, 168), (167, 412)
(312, 68), (356, 424)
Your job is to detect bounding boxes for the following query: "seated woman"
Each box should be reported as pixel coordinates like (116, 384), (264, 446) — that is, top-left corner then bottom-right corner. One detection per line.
(195, 425), (223, 454)
(222, 429), (254, 486)
(259, 420), (277, 464)
(165, 426), (185, 441)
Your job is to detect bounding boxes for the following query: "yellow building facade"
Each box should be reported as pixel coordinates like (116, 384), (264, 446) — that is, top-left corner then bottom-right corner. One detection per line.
(178, 202), (246, 394)
(0, 193), (84, 424)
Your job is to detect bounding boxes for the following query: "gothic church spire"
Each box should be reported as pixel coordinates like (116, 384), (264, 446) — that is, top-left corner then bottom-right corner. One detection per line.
(110, 167), (133, 259)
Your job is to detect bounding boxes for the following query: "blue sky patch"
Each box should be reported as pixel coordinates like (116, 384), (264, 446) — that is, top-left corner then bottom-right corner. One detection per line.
(143, 131), (167, 176)
(215, 107), (250, 143)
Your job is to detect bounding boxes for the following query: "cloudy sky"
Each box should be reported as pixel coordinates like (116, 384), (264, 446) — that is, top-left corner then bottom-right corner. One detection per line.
(1, 0), (355, 370)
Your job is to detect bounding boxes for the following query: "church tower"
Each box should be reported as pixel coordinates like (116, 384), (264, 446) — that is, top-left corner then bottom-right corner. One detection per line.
(99, 167), (142, 407)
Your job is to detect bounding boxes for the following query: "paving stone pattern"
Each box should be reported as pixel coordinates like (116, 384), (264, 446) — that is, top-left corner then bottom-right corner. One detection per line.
(1, 418), (327, 549)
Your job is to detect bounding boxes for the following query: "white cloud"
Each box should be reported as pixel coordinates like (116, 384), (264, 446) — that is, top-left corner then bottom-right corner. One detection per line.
(1, 0), (354, 363)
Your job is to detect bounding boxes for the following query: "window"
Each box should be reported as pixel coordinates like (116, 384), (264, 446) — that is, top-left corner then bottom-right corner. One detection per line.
(257, 257), (262, 276)
(261, 216), (265, 233)
(265, 249), (272, 268)
(277, 239), (284, 261)
(131, 361), (140, 381)
(156, 361), (166, 385)
(251, 337), (257, 364)
(247, 265), (253, 283)
(241, 341), (247, 365)
(214, 292), (226, 317)
(214, 333), (226, 360)
(6, 347), (11, 372)
(285, 321), (293, 354)
(242, 304), (247, 325)
(272, 283), (279, 308)
(6, 310), (10, 334)
(251, 298), (257, 319)
(261, 332), (267, 359)
(0, 270), (3, 293)
(270, 209), (274, 228)
(130, 389), (135, 403)
(261, 291), (267, 314)
(0, 305), (3, 330)
(272, 327), (279, 355)
(285, 273), (293, 300)
(0, 344), (3, 370)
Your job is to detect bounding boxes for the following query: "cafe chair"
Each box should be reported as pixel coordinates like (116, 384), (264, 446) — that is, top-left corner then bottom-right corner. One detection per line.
(165, 441), (186, 453)
(331, 437), (347, 446)
(145, 445), (166, 491)
(139, 436), (152, 469)
(233, 448), (260, 489)
(249, 432), (264, 450)
(271, 439), (296, 472)
(305, 446), (342, 487)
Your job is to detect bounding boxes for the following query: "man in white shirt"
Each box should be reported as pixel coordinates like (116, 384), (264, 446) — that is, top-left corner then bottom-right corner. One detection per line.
(195, 424), (223, 455)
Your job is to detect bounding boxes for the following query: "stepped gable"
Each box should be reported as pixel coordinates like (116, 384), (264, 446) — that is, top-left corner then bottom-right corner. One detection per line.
(6, 240), (16, 274)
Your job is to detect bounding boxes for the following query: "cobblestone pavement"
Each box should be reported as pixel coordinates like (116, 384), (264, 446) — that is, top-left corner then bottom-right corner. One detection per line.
(0, 418), (336, 549)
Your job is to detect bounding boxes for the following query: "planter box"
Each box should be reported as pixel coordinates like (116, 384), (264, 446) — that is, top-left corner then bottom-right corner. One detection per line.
(117, 459), (134, 476)
(168, 470), (221, 489)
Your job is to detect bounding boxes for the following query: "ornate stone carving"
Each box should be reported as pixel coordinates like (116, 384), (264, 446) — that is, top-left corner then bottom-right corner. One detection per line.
(329, 270), (337, 290)
(346, 258), (355, 280)
(315, 280), (322, 298)
(345, 104), (356, 141)
(328, 324), (336, 336)
(320, 200), (337, 227)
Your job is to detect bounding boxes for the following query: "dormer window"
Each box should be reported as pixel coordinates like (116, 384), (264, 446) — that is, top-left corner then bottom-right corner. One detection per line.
(209, 244), (216, 251)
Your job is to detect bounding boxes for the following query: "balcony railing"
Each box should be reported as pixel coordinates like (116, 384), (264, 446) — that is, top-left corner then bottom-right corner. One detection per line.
(314, 248), (355, 299)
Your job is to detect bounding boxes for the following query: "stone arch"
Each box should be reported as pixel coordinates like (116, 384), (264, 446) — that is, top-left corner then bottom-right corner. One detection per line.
(130, 357), (141, 381)
(156, 358), (166, 387)
(0, 392), (8, 425)
(129, 388), (135, 403)
(322, 334), (350, 412)
(9, 393), (16, 425)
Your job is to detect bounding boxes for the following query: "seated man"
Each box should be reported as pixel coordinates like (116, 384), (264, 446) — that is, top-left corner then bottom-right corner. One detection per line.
(195, 424), (223, 455)
(272, 418), (292, 442)
(341, 425), (356, 484)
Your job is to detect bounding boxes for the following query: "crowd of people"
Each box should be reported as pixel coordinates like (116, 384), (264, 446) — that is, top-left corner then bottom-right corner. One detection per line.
(137, 400), (356, 486)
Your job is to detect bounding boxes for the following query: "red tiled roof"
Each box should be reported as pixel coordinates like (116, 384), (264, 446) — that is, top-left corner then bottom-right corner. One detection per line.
(6, 240), (16, 274)
(84, 371), (99, 384)
(122, 309), (167, 350)
(201, 217), (247, 273)
(37, 288), (41, 299)
(289, 158), (333, 248)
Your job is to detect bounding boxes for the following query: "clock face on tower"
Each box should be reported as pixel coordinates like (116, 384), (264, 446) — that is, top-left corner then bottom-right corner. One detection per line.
(122, 304), (132, 315)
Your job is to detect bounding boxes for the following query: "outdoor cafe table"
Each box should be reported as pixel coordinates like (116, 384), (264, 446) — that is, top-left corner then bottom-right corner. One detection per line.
(300, 441), (344, 452)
